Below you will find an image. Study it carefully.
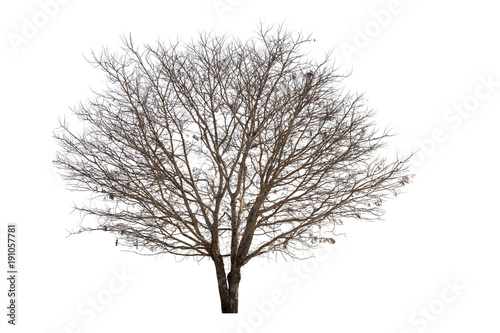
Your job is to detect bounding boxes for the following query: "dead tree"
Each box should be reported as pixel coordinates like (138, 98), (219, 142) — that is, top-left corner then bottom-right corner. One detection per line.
(53, 24), (412, 313)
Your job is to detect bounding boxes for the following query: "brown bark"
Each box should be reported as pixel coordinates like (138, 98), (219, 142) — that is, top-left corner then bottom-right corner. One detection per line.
(213, 257), (241, 313)
(227, 268), (241, 313)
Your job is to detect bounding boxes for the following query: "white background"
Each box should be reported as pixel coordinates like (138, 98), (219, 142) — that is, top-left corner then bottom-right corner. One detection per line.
(1, 0), (499, 332)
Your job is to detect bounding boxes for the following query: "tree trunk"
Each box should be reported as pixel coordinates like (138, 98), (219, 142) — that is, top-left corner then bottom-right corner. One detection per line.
(227, 268), (241, 313)
(214, 258), (241, 313)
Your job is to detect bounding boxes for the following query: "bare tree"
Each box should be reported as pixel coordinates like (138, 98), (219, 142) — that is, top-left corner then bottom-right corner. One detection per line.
(54, 24), (412, 313)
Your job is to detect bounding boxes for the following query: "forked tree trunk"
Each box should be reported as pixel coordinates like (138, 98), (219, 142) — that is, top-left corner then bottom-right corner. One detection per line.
(214, 257), (241, 313)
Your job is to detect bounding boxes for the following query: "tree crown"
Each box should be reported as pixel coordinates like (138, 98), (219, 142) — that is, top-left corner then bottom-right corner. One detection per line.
(54, 24), (412, 266)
